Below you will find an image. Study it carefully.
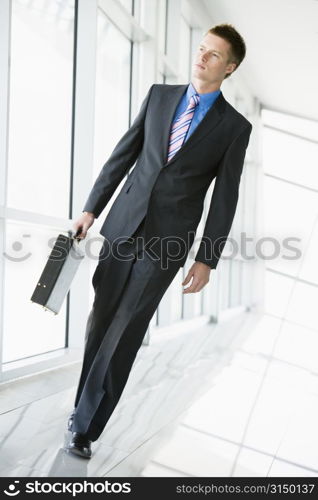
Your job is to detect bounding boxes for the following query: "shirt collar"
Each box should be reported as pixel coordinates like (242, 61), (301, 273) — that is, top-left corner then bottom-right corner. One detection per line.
(187, 81), (221, 108)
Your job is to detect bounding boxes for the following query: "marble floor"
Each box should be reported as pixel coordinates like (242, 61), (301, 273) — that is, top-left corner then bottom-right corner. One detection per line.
(0, 311), (317, 477)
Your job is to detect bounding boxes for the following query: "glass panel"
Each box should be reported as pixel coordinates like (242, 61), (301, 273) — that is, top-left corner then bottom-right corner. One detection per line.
(263, 176), (317, 277)
(263, 128), (318, 190)
(89, 13), (131, 304)
(229, 260), (242, 307)
(93, 11), (130, 188)
(264, 271), (294, 318)
(7, 0), (75, 217)
(179, 16), (191, 79)
(170, 269), (183, 322)
(274, 320), (318, 373)
(286, 281), (318, 332)
(262, 109), (318, 336)
(182, 297), (194, 319)
(3, 221), (67, 363)
(139, 0), (160, 37)
(157, 0), (167, 53)
(298, 219), (318, 286)
(193, 289), (202, 316)
(219, 260), (230, 311)
(118, 0), (133, 14)
(262, 109), (318, 142)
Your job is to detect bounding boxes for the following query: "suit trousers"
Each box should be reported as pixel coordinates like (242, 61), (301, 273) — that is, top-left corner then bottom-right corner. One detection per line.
(71, 217), (181, 441)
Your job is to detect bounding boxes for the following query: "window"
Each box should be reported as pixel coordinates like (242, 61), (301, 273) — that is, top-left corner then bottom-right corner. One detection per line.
(1, 0), (75, 368)
(7, 0), (75, 218)
(3, 222), (67, 363)
(118, 0), (133, 14)
(88, 7), (132, 305)
(179, 16), (191, 80)
(262, 110), (318, 329)
(93, 11), (131, 184)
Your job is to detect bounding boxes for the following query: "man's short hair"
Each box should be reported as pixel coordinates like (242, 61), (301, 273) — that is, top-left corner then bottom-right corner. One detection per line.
(205, 23), (246, 79)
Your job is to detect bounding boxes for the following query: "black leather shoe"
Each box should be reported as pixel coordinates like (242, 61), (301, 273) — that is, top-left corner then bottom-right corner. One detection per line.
(67, 432), (92, 459)
(67, 410), (75, 432)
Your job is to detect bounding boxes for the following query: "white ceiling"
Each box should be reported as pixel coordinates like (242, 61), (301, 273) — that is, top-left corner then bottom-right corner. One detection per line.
(201, 0), (318, 121)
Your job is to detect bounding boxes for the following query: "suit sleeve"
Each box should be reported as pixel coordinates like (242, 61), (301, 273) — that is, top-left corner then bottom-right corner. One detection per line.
(194, 123), (252, 269)
(82, 84), (154, 218)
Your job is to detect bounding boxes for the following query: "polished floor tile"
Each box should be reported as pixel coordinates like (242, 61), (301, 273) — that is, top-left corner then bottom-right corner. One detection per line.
(273, 392), (318, 472)
(230, 448), (274, 477)
(273, 320), (318, 374)
(18, 439), (130, 477)
(0, 367), (78, 414)
(139, 425), (240, 477)
(105, 423), (189, 477)
(0, 388), (40, 414)
(182, 364), (264, 444)
(0, 464), (47, 477)
(241, 315), (282, 355)
(268, 459), (318, 477)
(0, 311), (316, 477)
(140, 462), (190, 477)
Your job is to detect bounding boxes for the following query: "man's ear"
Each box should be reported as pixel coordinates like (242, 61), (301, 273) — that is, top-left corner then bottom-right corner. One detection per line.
(225, 61), (237, 76)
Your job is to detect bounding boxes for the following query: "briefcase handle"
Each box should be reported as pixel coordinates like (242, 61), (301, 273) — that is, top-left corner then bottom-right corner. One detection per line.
(69, 227), (83, 242)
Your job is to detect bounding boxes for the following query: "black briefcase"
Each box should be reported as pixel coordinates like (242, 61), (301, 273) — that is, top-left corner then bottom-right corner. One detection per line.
(30, 229), (85, 314)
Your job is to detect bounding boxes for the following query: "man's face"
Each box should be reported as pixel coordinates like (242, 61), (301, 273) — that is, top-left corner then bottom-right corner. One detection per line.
(192, 33), (237, 85)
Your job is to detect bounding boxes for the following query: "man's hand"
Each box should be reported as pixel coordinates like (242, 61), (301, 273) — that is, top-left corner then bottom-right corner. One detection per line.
(72, 211), (95, 239)
(182, 261), (211, 294)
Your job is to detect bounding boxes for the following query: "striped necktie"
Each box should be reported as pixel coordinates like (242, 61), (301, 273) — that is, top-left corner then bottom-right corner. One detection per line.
(166, 93), (200, 162)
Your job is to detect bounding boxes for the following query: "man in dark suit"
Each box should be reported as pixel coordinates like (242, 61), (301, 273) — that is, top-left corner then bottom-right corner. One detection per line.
(67, 23), (252, 458)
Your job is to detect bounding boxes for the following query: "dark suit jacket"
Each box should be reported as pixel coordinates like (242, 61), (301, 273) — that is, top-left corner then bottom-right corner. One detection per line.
(83, 83), (252, 269)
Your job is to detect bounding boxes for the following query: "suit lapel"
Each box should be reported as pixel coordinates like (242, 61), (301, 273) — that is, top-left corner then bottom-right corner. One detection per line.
(161, 85), (227, 167)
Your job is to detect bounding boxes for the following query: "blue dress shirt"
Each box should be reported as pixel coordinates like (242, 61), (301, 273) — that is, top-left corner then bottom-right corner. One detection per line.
(171, 82), (221, 142)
